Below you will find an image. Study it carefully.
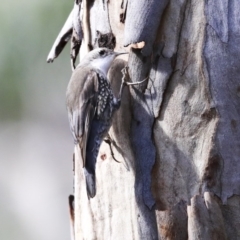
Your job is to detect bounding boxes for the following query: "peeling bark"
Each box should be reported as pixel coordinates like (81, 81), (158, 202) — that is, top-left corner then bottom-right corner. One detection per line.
(47, 10), (73, 62)
(124, 0), (169, 56)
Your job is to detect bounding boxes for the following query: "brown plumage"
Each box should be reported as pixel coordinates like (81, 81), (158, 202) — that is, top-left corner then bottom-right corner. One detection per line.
(66, 48), (126, 197)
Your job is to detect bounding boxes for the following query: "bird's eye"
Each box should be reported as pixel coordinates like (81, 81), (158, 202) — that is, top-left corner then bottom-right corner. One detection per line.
(99, 50), (105, 56)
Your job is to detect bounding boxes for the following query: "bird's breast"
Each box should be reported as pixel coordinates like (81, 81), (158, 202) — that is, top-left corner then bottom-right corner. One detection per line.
(96, 79), (114, 119)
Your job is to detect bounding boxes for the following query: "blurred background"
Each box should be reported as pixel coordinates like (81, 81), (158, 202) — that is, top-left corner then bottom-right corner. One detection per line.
(0, 0), (75, 239)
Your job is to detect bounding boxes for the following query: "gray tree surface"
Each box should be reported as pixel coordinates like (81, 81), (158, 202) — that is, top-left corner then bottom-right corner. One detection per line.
(48, 0), (240, 239)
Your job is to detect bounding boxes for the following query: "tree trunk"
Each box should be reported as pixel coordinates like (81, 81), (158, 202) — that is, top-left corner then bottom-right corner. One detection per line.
(49, 0), (240, 239)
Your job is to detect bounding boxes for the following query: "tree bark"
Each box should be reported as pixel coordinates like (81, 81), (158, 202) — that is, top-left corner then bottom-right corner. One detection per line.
(48, 0), (240, 239)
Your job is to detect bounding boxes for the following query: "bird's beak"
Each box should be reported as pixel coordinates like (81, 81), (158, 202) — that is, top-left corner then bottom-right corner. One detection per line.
(115, 52), (129, 56)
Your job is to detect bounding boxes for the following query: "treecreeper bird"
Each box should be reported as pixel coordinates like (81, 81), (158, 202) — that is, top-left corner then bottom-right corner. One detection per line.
(66, 47), (128, 198)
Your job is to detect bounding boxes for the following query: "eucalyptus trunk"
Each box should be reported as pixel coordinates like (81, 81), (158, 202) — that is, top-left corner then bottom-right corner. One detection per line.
(48, 0), (240, 239)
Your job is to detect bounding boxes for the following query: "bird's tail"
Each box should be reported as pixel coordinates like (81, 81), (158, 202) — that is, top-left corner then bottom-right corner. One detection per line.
(84, 168), (96, 198)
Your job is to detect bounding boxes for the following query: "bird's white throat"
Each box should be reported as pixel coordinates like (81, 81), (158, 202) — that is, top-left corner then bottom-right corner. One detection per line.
(90, 56), (114, 76)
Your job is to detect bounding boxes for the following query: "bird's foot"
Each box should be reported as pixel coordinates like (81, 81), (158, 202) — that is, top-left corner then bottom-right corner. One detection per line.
(121, 66), (149, 85)
(104, 135), (121, 163)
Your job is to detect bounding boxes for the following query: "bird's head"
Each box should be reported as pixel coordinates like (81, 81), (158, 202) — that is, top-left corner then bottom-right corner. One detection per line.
(80, 48), (127, 76)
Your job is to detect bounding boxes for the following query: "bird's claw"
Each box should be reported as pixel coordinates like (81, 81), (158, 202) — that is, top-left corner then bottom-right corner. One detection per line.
(124, 77), (148, 85)
(104, 135), (121, 163)
(121, 66), (148, 86)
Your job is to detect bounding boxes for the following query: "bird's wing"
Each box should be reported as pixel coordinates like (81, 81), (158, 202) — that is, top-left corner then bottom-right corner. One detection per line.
(67, 70), (99, 167)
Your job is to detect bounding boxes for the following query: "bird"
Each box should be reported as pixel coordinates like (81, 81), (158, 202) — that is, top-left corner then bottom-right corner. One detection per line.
(66, 47), (127, 198)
